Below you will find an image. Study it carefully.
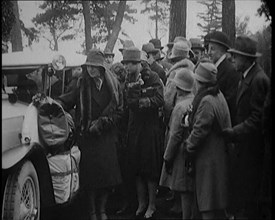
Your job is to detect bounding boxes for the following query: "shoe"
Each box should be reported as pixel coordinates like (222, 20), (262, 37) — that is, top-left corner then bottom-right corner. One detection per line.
(89, 212), (97, 220)
(98, 212), (108, 220)
(144, 210), (157, 219)
(135, 209), (146, 219)
(116, 205), (131, 215)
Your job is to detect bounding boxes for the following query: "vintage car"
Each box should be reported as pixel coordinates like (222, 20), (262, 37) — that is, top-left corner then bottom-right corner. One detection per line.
(2, 50), (86, 220)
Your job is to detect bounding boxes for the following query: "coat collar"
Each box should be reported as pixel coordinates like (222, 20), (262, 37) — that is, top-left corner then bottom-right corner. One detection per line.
(236, 63), (261, 104)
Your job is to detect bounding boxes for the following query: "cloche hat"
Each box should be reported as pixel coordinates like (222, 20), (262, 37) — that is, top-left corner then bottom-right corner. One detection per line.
(173, 68), (194, 92)
(194, 62), (217, 84)
(228, 36), (261, 58)
(84, 49), (106, 71)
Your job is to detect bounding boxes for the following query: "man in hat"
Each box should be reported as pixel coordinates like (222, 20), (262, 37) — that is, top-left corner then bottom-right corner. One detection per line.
(57, 49), (123, 220)
(222, 36), (270, 219)
(190, 38), (205, 64)
(142, 42), (167, 85)
(122, 47), (164, 219)
(208, 31), (240, 124)
(103, 48), (115, 68)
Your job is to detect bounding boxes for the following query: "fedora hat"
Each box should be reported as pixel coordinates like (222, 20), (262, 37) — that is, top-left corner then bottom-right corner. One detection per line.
(208, 31), (231, 49)
(142, 42), (159, 54)
(104, 48), (114, 57)
(84, 49), (106, 71)
(119, 40), (135, 52)
(169, 41), (190, 60)
(121, 47), (141, 64)
(190, 38), (204, 50)
(149, 38), (164, 50)
(194, 62), (217, 84)
(173, 68), (194, 92)
(228, 36), (262, 58)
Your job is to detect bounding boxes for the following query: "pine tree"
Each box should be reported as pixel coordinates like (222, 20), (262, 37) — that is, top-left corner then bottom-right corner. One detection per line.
(197, 0), (222, 37)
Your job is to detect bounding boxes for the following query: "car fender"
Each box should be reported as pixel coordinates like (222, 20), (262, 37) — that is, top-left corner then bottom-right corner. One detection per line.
(2, 143), (35, 169)
(2, 143), (56, 208)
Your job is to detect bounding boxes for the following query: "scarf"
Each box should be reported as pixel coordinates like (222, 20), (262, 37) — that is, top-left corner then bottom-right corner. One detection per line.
(188, 83), (220, 129)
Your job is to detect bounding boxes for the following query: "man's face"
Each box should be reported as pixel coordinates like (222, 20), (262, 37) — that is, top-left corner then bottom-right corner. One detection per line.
(208, 42), (224, 63)
(105, 55), (114, 65)
(26, 67), (43, 84)
(87, 65), (101, 78)
(231, 53), (247, 72)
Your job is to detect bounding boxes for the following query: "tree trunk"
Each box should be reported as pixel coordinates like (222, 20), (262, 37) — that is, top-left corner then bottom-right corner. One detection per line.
(104, 1), (127, 52)
(169, 0), (187, 42)
(82, 0), (93, 53)
(222, 0), (235, 46)
(155, 0), (158, 39)
(10, 1), (23, 52)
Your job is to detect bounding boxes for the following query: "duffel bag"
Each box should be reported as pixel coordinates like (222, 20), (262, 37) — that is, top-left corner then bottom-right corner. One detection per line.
(47, 145), (81, 204)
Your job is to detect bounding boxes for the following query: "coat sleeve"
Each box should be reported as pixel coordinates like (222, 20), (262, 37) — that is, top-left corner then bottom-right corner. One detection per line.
(186, 97), (214, 153)
(146, 71), (164, 109)
(56, 86), (78, 112)
(233, 73), (270, 137)
(164, 105), (186, 162)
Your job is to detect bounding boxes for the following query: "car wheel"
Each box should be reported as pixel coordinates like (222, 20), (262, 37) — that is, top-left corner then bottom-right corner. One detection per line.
(2, 161), (40, 220)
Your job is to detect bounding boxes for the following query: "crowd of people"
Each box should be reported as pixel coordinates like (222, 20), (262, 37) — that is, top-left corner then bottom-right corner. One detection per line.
(54, 31), (271, 220)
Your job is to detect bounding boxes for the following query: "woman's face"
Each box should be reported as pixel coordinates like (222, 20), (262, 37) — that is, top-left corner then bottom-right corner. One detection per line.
(87, 65), (101, 78)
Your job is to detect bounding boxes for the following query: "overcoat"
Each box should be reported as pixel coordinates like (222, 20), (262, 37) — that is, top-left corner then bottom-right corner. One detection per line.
(159, 93), (194, 192)
(125, 70), (164, 181)
(216, 57), (240, 124)
(230, 63), (270, 209)
(186, 92), (231, 211)
(57, 67), (123, 190)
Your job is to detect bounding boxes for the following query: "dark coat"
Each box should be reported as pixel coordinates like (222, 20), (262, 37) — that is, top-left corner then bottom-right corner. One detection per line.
(217, 57), (240, 124)
(186, 92), (232, 211)
(150, 61), (167, 85)
(230, 63), (270, 209)
(125, 69), (164, 182)
(159, 93), (194, 192)
(57, 68), (123, 189)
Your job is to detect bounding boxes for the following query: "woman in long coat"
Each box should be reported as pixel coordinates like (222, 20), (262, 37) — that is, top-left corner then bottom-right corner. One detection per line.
(185, 62), (232, 219)
(159, 68), (195, 219)
(57, 49), (122, 220)
(123, 47), (164, 219)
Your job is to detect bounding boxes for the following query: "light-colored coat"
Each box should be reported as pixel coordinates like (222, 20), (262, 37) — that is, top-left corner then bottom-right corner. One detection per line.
(159, 93), (194, 192)
(186, 92), (231, 211)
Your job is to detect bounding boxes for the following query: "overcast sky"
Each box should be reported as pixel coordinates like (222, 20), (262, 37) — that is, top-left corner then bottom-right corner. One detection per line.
(18, 0), (270, 62)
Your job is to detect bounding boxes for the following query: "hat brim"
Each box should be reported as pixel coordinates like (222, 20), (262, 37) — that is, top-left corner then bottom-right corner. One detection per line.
(104, 53), (115, 56)
(84, 62), (106, 70)
(193, 73), (214, 83)
(227, 48), (262, 58)
(209, 39), (230, 49)
(121, 60), (141, 64)
(172, 79), (193, 92)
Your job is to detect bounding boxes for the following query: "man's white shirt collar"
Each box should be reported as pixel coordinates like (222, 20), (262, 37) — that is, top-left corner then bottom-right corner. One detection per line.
(214, 54), (226, 68)
(243, 62), (255, 79)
